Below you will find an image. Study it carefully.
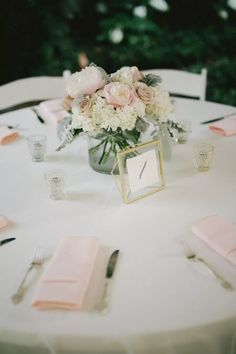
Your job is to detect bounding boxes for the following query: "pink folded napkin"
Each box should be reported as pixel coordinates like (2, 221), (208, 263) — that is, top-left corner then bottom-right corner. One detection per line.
(209, 115), (236, 136)
(0, 127), (20, 145)
(32, 236), (101, 310)
(0, 215), (10, 229)
(37, 99), (70, 125)
(191, 215), (236, 265)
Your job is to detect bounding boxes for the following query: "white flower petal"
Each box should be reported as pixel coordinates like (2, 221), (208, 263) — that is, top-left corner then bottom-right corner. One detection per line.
(227, 0), (236, 10)
(109, 28), (124, 44)
(218, 9), (229, 19)
(133, 5), (147, 18)
(149, 0), (169, 12)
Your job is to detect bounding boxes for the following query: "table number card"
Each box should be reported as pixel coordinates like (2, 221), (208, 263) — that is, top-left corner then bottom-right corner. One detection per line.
(127, 149), (160, 193)
(112, 140), (165, 203)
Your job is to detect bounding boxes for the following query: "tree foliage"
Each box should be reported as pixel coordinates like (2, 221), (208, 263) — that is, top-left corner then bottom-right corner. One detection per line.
(0, 0), (235, 105)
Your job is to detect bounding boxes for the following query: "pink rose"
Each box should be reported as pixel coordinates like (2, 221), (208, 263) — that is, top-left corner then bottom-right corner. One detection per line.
(134, 82), (156, 104)
(78, 95), (92, 114)
(104, 82), (137, 107)
(66, 66), (107, 98)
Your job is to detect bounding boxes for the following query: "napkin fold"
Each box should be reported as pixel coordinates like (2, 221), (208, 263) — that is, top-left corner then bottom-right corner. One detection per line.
(37, 99), (70, 125)
(0, 215), (10, 229)
(0, 127), (19, 145)
(191, 215), (236, 266)
(209, 115), (236, 137)
(32, 236), (101, 310)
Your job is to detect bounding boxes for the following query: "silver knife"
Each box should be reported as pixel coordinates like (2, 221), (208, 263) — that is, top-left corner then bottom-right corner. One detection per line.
(31, 107), (45, 124)
(200, 112), (236, 125)
(0, 237), (16, 246)
(98, 249), (119, 313)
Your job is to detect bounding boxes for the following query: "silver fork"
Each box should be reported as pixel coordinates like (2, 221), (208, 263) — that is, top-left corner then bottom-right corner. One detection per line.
(183, 246), (233, 291)
(12, 247), (45, 304)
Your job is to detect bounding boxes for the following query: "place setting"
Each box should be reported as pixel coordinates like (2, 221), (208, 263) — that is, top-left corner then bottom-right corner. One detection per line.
(177, 213), (236, 292)
(0, 211), (121, 315)
(9, 235), (120, 316)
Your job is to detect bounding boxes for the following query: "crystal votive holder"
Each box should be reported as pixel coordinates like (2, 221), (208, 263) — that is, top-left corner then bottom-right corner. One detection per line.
(193, 141), (214, 172)
(27, 134), (47, 162)
(44, 169), (66, 200)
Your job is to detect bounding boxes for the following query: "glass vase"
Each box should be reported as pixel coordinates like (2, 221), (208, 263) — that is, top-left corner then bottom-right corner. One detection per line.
(153, 122), (172, 161)
(87, 135), (121, 175)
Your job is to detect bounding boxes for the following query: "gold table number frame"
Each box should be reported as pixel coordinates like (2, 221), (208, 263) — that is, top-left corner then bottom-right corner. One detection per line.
(111, 140), (165, 203)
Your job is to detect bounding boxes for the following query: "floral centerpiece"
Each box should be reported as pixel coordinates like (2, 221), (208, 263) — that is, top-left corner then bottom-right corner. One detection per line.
(57, 64), (173, 174)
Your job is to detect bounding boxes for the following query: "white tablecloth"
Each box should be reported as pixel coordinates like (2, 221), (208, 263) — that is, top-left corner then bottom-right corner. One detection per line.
(0, 98), (236, 354)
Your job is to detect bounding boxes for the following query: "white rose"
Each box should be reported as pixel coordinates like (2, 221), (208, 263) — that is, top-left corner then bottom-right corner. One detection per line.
(111, 66), (143, 85)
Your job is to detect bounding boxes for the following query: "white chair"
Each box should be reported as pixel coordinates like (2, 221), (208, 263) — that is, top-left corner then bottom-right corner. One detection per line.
(0, 70), (71, 111)
(142, 68), (207, 101)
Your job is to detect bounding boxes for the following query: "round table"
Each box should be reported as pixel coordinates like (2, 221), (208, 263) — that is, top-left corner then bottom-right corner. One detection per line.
(0, 98), (236, 354)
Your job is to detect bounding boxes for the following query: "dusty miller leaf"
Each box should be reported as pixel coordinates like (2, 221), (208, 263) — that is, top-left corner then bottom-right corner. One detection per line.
(141, 74), (162, 87)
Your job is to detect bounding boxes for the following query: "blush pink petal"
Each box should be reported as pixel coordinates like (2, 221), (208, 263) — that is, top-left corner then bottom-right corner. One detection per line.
(131, 66), (144, 82)
(67, 67), (107, 98)
(38, 99), (70, 125)
(104, 82), (137, 107)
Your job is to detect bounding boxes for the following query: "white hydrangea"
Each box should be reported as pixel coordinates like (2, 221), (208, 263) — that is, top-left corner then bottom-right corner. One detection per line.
(145, 88), (172, 122)
(117, 106), (139, 131)
(100, 109), (121, 131)
(132, 99), (146, 118)
(71, 92), (147, 134)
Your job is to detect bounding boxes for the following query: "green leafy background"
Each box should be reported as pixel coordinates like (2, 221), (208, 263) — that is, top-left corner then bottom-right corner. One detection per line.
(0, 0), (235, 105)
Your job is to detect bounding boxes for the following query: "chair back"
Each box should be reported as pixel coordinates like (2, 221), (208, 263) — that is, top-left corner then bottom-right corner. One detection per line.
(142, 68), (207, 101)
(0, 71), (71, 110)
